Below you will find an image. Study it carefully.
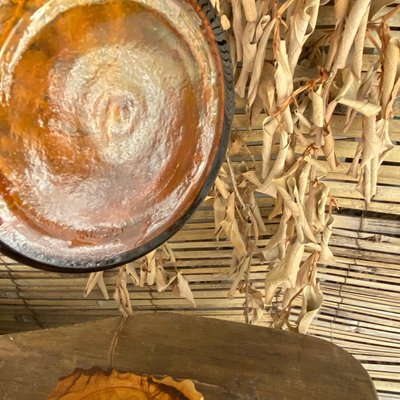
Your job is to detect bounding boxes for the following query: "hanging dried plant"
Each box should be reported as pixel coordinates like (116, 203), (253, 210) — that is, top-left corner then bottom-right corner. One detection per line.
(208, 0), (400, 333)
(83, 1), (399, 335)
(84, 244), (196, 314)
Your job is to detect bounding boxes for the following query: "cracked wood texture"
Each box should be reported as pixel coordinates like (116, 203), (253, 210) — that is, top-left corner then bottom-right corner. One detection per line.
(0, 313), (377, 400)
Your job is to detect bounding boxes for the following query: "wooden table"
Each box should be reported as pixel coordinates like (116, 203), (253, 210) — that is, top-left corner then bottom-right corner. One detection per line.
(0, 313), (377, 399)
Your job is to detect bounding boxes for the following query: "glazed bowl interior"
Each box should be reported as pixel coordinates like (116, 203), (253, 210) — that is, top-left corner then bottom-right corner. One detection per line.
(0, 0), (232, 271)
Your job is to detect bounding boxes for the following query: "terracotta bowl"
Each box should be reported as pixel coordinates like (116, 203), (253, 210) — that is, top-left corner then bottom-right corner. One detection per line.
(0, 0), (233, 271)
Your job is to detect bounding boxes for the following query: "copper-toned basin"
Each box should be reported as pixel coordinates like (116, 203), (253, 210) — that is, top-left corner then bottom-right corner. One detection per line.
(0, 0), (232, 271)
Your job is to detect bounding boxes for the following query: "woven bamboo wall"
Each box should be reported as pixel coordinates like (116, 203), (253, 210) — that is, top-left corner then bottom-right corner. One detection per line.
(0, 4), (400, 400)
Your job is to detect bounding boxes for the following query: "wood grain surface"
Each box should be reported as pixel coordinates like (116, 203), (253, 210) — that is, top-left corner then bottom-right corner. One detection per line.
(0, 313), (377, 400)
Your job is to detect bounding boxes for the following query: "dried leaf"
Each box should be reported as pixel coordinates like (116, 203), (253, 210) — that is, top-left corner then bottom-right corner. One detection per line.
(219, 193), (248, 257)
(325, 21), (343, 71)
(114, 267), (132, 316)
(229, 133), (249, 156)
(351, 4), (369, 80)
(213, 194), (227, 236)
(268, 192), (284, 220)
(297, 163), (311, 203)
(84, 271), (109, 300)
(210, 0), (220, 12)
(335, 0), (349, 20)
(344, 65), (378, 131)
(215, 176), (230, 199)
(303, 155), (328, 176)
(176, 272), (196, 306)
(259, 246), (280, 263)
(370, 0), (395, 18)
(335, 0), (372, 70)
(156, 273), (177, 293)
(282, 254), (315, 309)
(235, 20), (257, 97)
(145, 250), (157, 286)
(337, 98), (381, 117)
(275, 182), (301, 219)
(382, 38), (400, 115)
(310, 88), (324, 128)
(249, 94), (265, 125)
(353, 117), (393, 202)
(228, 255), (251, 298)
(247, 18), (276, 109)
(321, 126), (339, 170)
(163, 243), (176, 263)
(258, 130), (290, 197)
(297, 283), (324, 334)
(290, 177), (317, 243)
(260, 116), (279, 179)
(248, 190), (266, 233)
(337, 68), (361, 101)
(286, 0), (320, 73)
(156, 265), (168, 293)
(319, 217), (335, 265)
(239, 282), (265, 324)
(386, 77), (400, 120)
(126, 263), (140, 287)
(242, 170), (262, 187)
(261, 206), (290, 257)
(273, 38), (294, 139)
(241, 0), (257, 22)
(139, 265), (146, 288)
(272, 308), (292, 330)
(316, 183), (330, 229)
(256, 62), (276, 115)
(265, 241), (305, 305)
(295, 110), (312, 130)
(275, 40), (294, 105)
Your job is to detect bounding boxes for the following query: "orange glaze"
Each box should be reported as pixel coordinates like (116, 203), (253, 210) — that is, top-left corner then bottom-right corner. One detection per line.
(0, 0), (224, 267)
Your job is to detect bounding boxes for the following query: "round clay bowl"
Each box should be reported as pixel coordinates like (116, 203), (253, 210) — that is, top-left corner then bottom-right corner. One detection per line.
(0, 0), (232, 271)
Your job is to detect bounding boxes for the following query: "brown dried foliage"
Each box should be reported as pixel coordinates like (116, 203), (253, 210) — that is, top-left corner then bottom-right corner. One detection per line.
(85, 1), (399, 334)
(210, 0), (399, 332)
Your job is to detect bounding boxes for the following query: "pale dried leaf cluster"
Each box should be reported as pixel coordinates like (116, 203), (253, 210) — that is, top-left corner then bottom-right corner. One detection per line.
(211, 0), (399, 331)
(84, 244), (195, 314)
(84, 1), (399, 334)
